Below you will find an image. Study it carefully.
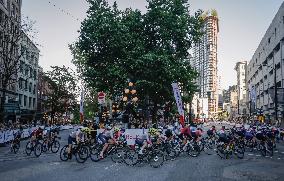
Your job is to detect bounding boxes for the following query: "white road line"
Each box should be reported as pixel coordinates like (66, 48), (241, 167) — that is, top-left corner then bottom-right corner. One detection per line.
(277, 158), (281, 160)
(274, 151), (278, 153)
(256, 155), (261, 157)
(281, 152), (284, 154)
(248, 154), (254, 156)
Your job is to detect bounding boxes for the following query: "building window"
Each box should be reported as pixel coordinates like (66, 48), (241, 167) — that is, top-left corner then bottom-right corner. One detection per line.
(19, 94), (22, 106)
(268, 37), (271, 44)
(33, 98), (36, 108)
(30, 67), (33, 78)
(33, 85), (36, 94)
(34, 70), (37, 80)
(24, 95), (27, 107)
(29, 83), (32, 92)
(18, 78), (22, 89)
(29, 97), (32, 108)
(24, 80), (27, 90)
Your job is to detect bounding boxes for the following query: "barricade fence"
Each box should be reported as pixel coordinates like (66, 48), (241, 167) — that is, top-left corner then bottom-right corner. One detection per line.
(0, 125), (74, 144)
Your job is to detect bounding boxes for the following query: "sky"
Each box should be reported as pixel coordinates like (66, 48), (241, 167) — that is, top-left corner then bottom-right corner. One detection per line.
(22, 0), (284, 90)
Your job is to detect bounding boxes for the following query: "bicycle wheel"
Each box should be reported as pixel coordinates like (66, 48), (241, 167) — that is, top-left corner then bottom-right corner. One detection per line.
(51, 140), (60, 153)
(216, 144), (227, 159)
(259, 143), (266, 156)
(60, 145), (69, 161)
(149, 150), (164, 168)
(203, 141), (215, 155)
(234, 145), (244, 159)
(25, 141), (33, 156)
(124, 149), (139, 166)
(34, 142), (42, 157)
(90, 146), (101, 162)
(75, 146), (88, 163)
(267, 141), (273, 157)
(42, 141), (48, 153)
(187, 143), (201, 157)
(111, 147), (127, 163)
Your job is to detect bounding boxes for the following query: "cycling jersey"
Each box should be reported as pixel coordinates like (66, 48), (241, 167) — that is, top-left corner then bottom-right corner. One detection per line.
(31, 129), (43, 138)
(69, 130), (83, 139)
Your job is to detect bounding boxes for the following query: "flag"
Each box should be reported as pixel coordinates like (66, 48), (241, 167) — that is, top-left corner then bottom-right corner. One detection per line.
(172, 83), (185, 126)
(80, 89), (84, 123)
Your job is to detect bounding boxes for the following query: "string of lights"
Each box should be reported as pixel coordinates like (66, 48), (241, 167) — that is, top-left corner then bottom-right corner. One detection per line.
(47, 1), (81, 22)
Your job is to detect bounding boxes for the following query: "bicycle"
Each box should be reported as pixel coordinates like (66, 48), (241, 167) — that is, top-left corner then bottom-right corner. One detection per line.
(42, 134), (61, 153)
(25, 139), (43, 157)
(124, 142), (164, 168)
(10, 134), (21, 154)
(60, 142), (89, 163)
(90, 139), (129, 163)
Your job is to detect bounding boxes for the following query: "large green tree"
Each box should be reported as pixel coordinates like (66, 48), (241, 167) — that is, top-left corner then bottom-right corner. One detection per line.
(71, 0), (203, 123)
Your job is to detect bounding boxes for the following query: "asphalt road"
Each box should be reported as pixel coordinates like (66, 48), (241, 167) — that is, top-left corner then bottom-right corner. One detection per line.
(0, 124), (284, 181)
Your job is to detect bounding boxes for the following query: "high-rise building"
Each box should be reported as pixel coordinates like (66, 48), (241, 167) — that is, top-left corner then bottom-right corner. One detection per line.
(247, 2), (284, 123)
(235, 61), (248, 115)
(192, 10), (219, 118)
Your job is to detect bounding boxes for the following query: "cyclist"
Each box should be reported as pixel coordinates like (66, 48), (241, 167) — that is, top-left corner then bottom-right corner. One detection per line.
(99, 126), (115, 158)
(207, 125), (216, 137)
(67, 127), (85, 158)
(30, 126), (44, 144)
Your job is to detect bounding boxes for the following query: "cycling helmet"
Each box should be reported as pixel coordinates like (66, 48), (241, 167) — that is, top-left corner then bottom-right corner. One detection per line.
(158, 126), (163, 133)
(148, 128), (157, 135)
(114, 127), (120, 132)
(81, 127), (90, 133)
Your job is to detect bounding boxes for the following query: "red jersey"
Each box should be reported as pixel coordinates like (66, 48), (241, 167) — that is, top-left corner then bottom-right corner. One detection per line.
(32, 129), (43, 137)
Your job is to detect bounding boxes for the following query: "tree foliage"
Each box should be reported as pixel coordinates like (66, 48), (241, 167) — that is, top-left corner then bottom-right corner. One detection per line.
(43, 66), (78, 119)
(71, 0), (203, 112)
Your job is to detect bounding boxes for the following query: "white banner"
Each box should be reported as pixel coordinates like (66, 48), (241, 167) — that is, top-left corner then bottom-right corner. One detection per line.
(172, 83), (184, 116)
(4, 130), (14, 142)
(124, 129), (148, 145)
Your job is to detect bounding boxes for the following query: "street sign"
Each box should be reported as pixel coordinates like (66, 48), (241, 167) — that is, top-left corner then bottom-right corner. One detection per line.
(98, 92), (106, 104)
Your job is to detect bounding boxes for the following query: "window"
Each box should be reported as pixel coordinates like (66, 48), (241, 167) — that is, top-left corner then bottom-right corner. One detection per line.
(20, 61), (24, 73)
(18, 78), (22, 89)
(29, 97), (32, 108)
(33, 98), (36, 108)
(24, 80), (27, 90)
(33, 85), (36, 94)
(275, 28), (277, 37)
(0, 10), (3, 24)
(34, 70), (37, 80)
(19, 94), (22, 106)
(24, 95), (27, 107)
(268, 37), (271, 44)
(264, 75), (267, 79)
(29, 82), (32, 92)
(30, 67), (33, 78)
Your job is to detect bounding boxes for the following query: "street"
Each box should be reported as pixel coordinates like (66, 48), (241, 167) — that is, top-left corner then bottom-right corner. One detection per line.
(0, 125), (284, 181)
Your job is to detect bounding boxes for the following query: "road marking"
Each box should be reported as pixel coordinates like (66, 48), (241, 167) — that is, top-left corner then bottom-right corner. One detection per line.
(274, 151), (278, 153)
(248, 154), (254, 156)
(265, 156), (270, 158)
(277, 158), (281, 160)
(281, 152), (284, 154)
(104, 167), (109, 170)
(256, 155), (261, 157)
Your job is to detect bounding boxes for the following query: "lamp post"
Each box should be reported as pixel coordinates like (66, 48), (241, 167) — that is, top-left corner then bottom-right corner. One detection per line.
(123, 81), (138, 128)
